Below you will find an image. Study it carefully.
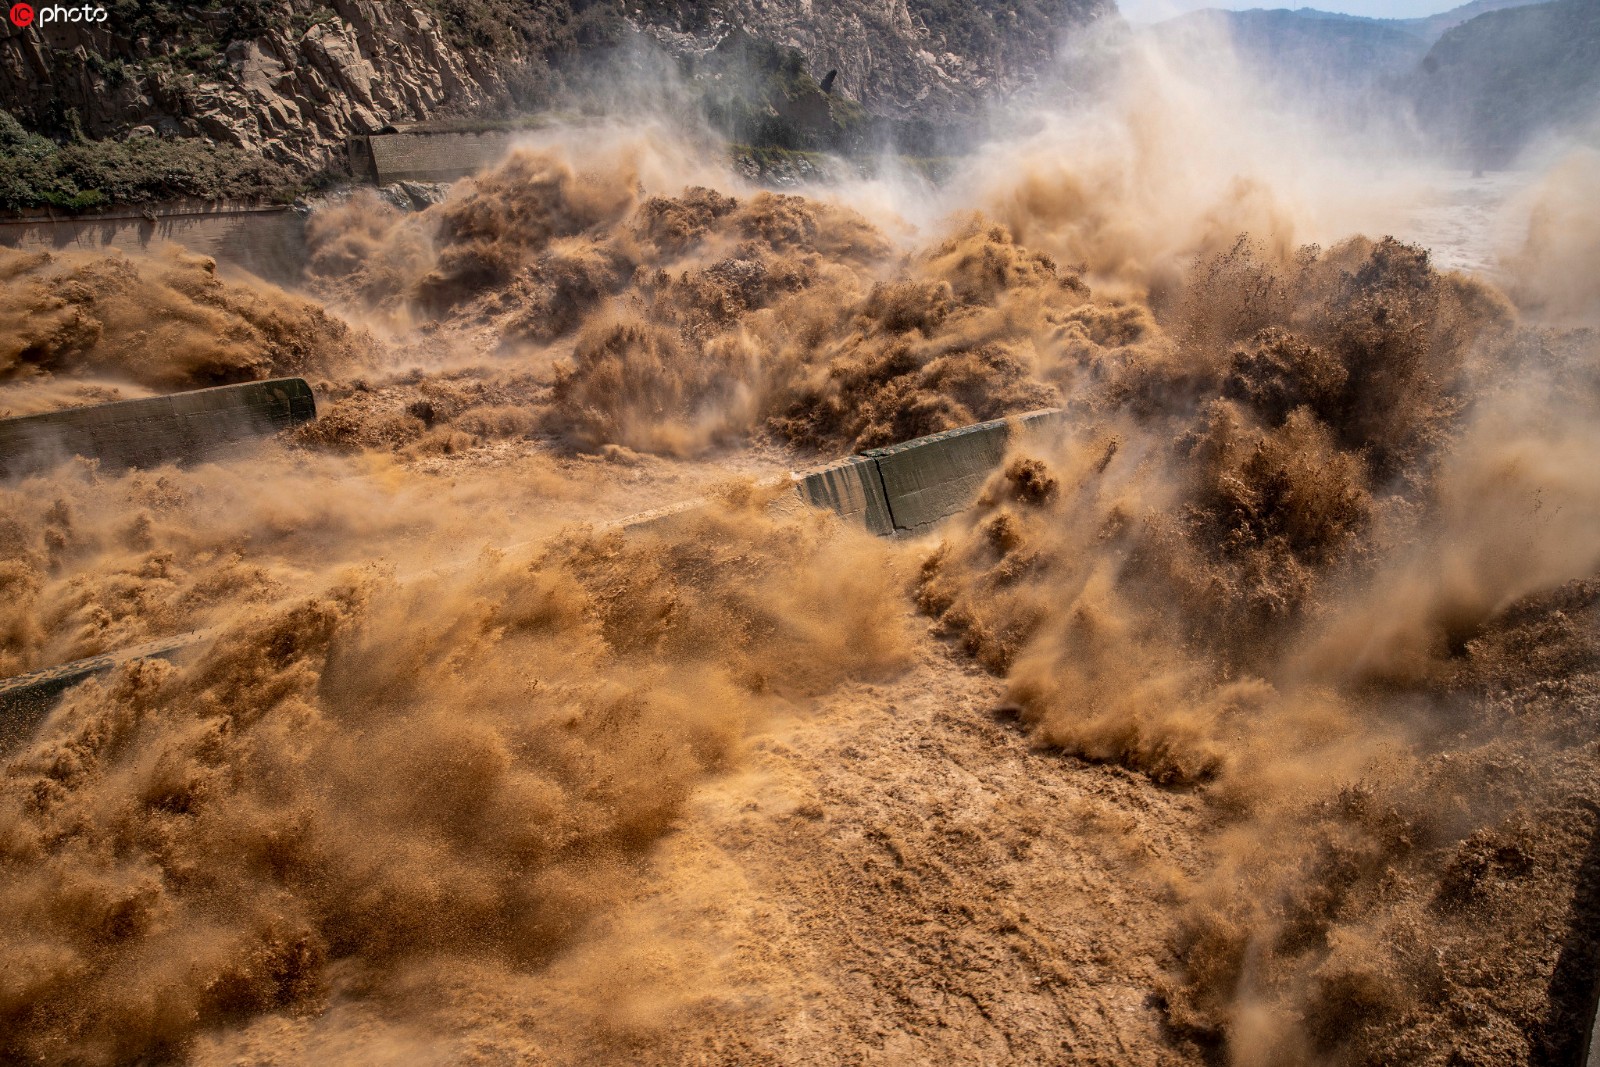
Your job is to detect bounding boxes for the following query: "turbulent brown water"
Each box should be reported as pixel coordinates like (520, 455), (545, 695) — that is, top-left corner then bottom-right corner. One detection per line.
(2, 81), (1599, 1067)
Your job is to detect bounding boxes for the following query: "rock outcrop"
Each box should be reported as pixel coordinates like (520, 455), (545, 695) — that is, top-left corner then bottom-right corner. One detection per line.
(197, 4), (506, 164)
(645, 0), (1115, 123)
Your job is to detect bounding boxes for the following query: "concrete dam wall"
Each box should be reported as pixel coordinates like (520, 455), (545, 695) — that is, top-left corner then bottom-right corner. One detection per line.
(361, 130), (520, 184)
(0, 378), (316, 479)
(0, 201), (309, 285)
(796, 408), (1066, 535)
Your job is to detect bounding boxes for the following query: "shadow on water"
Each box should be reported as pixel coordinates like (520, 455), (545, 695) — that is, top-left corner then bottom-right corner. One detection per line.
(1541, 800), (1600, 1067)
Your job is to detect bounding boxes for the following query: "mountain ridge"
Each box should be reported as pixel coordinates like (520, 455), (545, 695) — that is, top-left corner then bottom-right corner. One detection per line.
(1153, 0), (1600, 163)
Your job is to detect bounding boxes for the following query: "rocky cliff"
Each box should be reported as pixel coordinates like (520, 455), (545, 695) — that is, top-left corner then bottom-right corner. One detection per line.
(0, 1), (506, 172)
(0, 0), (1112, 196)
(645, 0), (1114, 123)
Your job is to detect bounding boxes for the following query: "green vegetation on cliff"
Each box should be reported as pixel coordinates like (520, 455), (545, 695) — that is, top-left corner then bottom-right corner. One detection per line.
(0, 111), (292, 213)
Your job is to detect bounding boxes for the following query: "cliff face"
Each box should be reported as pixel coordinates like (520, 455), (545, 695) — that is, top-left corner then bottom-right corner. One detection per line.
(646, 0), (1115, 122)
(0, 0), (1112, 180)
(0, 1), (505, 171)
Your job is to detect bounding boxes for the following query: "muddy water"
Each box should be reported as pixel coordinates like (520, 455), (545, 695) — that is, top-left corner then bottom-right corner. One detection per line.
(1, 101), (1598, 1067)
(1383, 169), (1536, 276)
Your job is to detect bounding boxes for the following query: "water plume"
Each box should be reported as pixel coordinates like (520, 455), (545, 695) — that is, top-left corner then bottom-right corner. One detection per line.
(3, 45), (1599, 1062)
(0, 246), (372, 392)
(1504, 147), (1600, 326)
(914, 216), (1600, 1064)
(0, 494), (909, 1065)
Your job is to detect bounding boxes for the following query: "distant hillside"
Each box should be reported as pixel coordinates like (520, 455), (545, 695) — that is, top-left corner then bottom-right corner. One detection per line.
(1150, 0), (1551, 96)
(1150, 8), (1427, 114)
(1151, 0), (1599, 162)
(1407, 0), (1600, 166)
(1212, 0), (1546, 42)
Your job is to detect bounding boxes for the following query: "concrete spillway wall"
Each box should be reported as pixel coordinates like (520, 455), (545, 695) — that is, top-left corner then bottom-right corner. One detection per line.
(1, 134), (513, 285)
(0, 378), (316, 479)
(0, 201), (308, 285)
(0, 632), (207, 752)
(0, 380), (316, 741)
(793, 455), (897, 536)
(364, 131), (519, 184)
(795, 408), (1066, 535)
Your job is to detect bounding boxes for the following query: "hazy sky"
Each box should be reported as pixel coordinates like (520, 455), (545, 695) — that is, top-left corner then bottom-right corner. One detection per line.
(1118, 0), (1463, 22)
